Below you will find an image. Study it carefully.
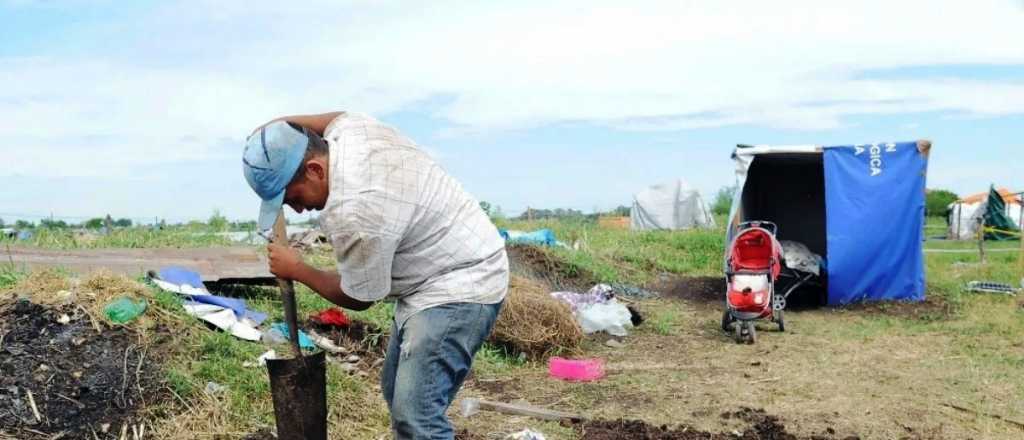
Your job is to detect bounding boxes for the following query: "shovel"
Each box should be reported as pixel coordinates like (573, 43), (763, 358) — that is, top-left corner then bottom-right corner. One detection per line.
(266, 210), (328, 440)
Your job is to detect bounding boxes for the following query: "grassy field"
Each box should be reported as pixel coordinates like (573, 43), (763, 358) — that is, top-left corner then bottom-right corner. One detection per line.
(2, 218), (1022, 439)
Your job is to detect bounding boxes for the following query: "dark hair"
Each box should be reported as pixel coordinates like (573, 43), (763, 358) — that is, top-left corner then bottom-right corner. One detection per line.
(287, 122), (329, 184)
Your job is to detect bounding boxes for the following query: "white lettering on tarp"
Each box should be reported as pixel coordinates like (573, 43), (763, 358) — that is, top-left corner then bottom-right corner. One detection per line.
(885, 142), (896, 153)
(869, 143), (882, 176)
(854, 146), (866, 155)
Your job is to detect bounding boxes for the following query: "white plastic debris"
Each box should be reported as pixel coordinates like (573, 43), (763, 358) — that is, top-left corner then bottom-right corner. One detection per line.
(507, 429), (546, 440)
(57, 314), (71, 325)
(244, 349), (278, 368)
(204, 382), (227, 394)
(181, 305), (262, 341)
(306, 330), (347, 354)
(577, 300), (633, 336)
(151, 278), (207, 296)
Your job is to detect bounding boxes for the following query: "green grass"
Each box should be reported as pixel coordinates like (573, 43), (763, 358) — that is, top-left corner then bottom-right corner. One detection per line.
(497, 218), (727, 284)
(1, 227), (234, 249)
(0, 265), (22, 289)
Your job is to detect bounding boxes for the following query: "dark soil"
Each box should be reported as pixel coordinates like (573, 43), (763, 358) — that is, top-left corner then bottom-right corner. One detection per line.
(455, 428), (487, 440)
(306, 317), (389, 364)
(507, 245), (597, 291)
(0, 300), (168, 439)
(574, 408), (856, 440)
(241, 428), (277, 439)
(656, 276), (724, 303)
(832, 294), (953, 321)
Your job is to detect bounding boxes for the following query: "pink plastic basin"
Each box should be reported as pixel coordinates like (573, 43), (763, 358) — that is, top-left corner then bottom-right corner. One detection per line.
(548, 357), (605, 381)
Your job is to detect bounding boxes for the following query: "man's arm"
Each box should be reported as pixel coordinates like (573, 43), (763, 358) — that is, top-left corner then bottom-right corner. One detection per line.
(253, 112), (344, 137)
(267, 243), (373, 311)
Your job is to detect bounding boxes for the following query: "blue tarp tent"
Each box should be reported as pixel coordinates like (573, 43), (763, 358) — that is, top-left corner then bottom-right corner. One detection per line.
(726, 140), (931, 305)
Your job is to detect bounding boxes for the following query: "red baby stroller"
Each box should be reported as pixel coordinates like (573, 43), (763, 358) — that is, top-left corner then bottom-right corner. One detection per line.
(721, 221), (784, 344)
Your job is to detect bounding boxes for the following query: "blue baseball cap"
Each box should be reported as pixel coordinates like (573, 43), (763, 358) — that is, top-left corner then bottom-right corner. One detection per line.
(242, 121), (309, 232)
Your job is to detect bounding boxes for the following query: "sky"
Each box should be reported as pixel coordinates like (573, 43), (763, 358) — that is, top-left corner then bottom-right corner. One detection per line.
(1, 0), (1023, 225)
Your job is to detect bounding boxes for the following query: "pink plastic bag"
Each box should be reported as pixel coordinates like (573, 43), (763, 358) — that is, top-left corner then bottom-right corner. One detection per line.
(548, 357), (605, 381)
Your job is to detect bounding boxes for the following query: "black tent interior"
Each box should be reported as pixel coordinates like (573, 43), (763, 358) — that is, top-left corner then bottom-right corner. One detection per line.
(739, 153), (828, 306)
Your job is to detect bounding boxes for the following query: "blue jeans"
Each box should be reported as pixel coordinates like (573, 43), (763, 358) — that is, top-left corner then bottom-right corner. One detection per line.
(381, 301), (503, 440)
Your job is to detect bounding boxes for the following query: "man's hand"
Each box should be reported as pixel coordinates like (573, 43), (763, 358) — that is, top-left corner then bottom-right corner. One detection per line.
(267, 244), (305, 280)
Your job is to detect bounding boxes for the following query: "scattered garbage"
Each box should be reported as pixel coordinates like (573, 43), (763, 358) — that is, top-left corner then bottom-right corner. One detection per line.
(306, 329), (348, 354)
(507, 428), (547, 440)
(578, 301), (633, 336)
(609, 282), (659, 299)
(204, 381), (228, 394)
(551, 284), (634, 336)
(550, 287), (612, 312)
(966, 281), (1020, 295)
(244, 349), (279, 368)
(310, 307), (350, 327)
(499, 228), (560, 247)
(150, 267), (267, 341)
(103, 297), (148, 324)
(548, 357), (605, 382)
(270, 322), (316, 350)
(605, 339), (625, 349)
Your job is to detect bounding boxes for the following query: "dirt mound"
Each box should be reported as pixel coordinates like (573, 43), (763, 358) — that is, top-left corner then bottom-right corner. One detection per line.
(507, 245), (597, 291)
(576, 408), (852, 440)
(0, 300), (167, 439)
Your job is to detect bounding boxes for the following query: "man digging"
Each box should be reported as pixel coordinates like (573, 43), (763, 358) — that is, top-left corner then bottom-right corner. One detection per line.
(242, 112), (508, 439)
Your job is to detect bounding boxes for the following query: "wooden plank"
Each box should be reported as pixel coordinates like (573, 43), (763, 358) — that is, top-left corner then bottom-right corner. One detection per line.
(1, 246), (274, 283)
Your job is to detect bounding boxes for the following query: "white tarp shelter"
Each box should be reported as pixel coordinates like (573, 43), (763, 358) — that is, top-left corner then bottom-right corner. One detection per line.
(630, 179), (715, 230)
(947, 188), (1023, 240)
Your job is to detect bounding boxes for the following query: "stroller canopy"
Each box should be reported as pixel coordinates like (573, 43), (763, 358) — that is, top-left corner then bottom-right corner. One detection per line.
(727, 140), (931, 305)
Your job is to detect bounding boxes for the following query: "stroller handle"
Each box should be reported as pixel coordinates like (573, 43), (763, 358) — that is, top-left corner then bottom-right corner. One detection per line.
(736, 220), (778, 235)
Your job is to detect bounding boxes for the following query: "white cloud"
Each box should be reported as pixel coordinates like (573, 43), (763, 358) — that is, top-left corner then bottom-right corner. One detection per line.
(1, 0), (1023, 179)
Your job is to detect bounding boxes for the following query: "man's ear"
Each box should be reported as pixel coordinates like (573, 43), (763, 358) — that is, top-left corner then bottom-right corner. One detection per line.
(307, 159), (327, 181)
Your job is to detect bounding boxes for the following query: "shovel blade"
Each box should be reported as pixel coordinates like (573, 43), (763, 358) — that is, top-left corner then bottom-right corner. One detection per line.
(266, 351), (328, 440)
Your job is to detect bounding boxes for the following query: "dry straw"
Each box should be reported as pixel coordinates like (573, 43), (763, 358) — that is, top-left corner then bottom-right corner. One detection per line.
(489, 275), (583, 359)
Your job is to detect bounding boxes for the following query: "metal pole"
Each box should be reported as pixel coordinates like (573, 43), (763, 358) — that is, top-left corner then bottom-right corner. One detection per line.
(977, 217), (986, 264)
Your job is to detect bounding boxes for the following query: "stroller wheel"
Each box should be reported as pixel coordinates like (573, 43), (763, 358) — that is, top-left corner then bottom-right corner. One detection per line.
(775, 310), (785, 332)
(721, 310), (735, 332)
(745, 321), (757, 344)
(734, 321), (744, 343)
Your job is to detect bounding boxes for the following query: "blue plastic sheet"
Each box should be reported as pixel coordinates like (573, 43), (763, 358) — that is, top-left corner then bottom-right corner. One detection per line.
(270, 322), (315, 350)
(824, 141), (926, 304)
(498, 228), (557, 246)
(158, 266), (267, 324)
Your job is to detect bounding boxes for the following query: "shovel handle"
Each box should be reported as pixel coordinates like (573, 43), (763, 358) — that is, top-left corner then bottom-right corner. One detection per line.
(272, 210), (303, 359)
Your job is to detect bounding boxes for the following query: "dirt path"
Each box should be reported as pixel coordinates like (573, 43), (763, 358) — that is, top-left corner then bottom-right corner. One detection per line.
(455, 292), (1024, 439)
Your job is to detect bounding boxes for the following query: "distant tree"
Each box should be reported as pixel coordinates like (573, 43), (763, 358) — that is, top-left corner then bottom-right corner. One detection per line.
(926, 189), (959, 217)
(610, 205), (631, 217)
(0, 217), (4, 228)
(15, 220), (33, 229)
(491, 205), (505, 220)
(516, 207), (585, 221)
(114, 218), (133, 228)
(39, 219), (69, 229)
(208, 210), (229, 232)
(84, 218), (105, 229)
(712, 185), (737, 216)
(232, 220), (257, 230)
(478, 201), (492, 217)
